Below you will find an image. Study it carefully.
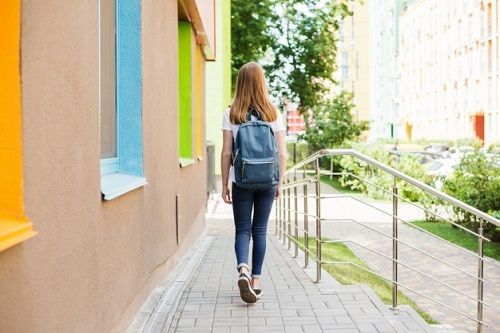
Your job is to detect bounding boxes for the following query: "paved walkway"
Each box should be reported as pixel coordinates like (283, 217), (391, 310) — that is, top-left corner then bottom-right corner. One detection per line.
(311, 183), (500, 332)
(127, 193), (436, 333)
(166, 236), (431, 333)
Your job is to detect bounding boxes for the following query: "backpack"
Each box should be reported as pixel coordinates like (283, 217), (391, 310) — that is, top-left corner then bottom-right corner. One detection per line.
(233, 108), (280, 189)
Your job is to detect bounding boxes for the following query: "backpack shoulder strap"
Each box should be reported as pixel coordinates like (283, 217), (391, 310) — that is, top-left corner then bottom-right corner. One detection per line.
(246, 107), (262, 121)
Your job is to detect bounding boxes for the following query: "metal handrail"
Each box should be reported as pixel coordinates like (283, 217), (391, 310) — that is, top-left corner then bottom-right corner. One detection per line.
(322, 194), (491, 261)
(286, 149), (500, 227)
(275, 149), (497, 332)
(322, 239), (489, 306)
(323, 171), (492, 241)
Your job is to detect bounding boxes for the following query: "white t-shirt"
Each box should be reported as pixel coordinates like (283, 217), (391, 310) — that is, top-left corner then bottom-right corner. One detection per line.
(221, 107), (285, 183)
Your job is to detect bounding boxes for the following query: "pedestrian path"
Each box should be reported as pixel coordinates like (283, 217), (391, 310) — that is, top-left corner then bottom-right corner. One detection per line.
(324, 219), (500, 333)
(127, 190), (437, 333)
(315, 183), (500, 332)
(166, 236), (435, 333)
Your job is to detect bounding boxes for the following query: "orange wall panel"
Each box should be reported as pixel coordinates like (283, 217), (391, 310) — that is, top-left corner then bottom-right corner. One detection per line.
(0, 0), (23, 219)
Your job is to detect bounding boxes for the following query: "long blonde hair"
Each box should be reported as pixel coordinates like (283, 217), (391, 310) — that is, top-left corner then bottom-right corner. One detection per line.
(230, 62), (278, 124)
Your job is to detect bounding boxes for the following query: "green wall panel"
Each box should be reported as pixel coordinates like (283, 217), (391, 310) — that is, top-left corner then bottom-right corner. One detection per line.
(178, 21), (192, 159)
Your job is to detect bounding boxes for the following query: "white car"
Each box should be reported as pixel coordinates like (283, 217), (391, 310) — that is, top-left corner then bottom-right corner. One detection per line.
(424, 158), (460, 189)
(424, 158), (459, 178)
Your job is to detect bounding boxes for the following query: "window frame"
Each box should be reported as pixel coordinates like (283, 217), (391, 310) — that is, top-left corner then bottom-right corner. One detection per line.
(178, 20), (194, 165)
(99, 0), (147, 200)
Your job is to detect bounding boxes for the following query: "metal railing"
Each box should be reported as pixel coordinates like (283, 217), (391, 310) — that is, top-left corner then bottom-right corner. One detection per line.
(274, 149), (500, 332)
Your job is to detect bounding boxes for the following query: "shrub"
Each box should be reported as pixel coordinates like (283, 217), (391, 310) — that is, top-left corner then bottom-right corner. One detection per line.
(338, 145), (426, 201)
(442, 151), (500, 241)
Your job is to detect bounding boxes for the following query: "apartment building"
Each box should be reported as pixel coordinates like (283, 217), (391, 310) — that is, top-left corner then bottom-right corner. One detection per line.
(399, 0), (500, 145)
(337, 0), (371, 124)
(369, 0), (415, 140)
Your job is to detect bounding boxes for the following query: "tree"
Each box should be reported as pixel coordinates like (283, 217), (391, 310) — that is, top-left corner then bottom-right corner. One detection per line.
(298, 91), (369, 151)
(231, 0), (277, 86)
(231, 0), (352, 110)
(266, 0), (351, 111)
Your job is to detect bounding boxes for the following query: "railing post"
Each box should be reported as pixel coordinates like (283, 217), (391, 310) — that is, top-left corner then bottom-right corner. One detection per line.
(329, 156), (333, 180)
(275, 182), (279, 236)
(281, 192), (285, 242)
(279, 191), (283, 240)
(392, 177), (399, 309)
(283, 177), (288, 245)
(315, 159), (322, 283)
(287, 178), (292, 250)
(294, 171), (299, 257)
(303, 168), (309, 268)
(477, 220), (484, 333)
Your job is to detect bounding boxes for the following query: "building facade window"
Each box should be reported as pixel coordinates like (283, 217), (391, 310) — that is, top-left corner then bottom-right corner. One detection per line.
(100, 0), (117, 160)
(0, 0), (37, 251)
(195, 45), (203, 159)
(99, 0), (146, 200)
(341, 51), (349, 81)
(178, 21), (194, 165)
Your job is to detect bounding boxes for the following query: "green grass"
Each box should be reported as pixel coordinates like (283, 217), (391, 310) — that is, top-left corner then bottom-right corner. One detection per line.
(320, 175), (361, 194)
(297, 237), (438, 324)
(412, 221), (500, 261)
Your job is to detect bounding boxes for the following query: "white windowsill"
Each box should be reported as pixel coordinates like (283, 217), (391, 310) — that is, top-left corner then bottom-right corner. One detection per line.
(179, 158), (195, 168)
(101, 172), (148, 200)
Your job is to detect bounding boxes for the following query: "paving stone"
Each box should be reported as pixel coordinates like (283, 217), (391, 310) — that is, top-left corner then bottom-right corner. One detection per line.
(130, 207), (436, 333)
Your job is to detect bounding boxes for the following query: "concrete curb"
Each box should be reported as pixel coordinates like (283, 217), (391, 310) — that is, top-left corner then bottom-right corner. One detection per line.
(126, 236), (213, 333)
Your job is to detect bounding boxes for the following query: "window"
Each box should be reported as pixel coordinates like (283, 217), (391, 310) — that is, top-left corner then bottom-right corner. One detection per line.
(487, 3), (492, 37)
(0, 0), (37, 251)
(100, 0), (117, 161)
(195, 45), (203, 159)
(355, 52), (359, 80)
(178, 21), (194, 165)
(340, 51), (349, 81)
(488, 40), (492, 74)
(99, 0), (146, 200)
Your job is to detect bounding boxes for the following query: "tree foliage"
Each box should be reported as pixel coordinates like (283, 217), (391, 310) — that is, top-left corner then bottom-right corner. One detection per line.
(338, 145), (426, 202)
(266, 0), (351, 111)
(230, 0), (277, 86)
(298, 92), (368, 151)
(231, 0), (352, 110)
(442, 152), (500, 240)
(231, 1), (365, 148)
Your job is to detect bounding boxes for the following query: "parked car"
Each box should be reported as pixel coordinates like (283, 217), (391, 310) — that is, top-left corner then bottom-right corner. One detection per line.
(424, 158), (459, 178)
(389, 150), (443, 164)
(423, 158), (460, 189)
(449, 145), (475, 158)
(424, 143), (451, 157)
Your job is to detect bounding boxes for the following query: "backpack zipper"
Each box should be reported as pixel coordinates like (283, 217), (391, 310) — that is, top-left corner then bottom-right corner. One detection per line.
(241, 159), (274, 178)
(243, 159), (274, 164)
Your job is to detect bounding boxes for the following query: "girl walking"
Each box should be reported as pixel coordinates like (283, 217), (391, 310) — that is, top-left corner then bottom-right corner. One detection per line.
(220, 62), (286, 304)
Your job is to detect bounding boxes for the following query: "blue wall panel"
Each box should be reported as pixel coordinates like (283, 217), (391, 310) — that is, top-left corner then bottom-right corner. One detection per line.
(117, 0), (143, 176)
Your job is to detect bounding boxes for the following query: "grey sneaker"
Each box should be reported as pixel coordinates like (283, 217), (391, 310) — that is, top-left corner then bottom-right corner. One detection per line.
(238, 273), (257, 303)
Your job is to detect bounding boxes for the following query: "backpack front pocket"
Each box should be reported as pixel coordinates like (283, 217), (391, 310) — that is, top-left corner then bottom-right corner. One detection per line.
(241, 159), (274, 184)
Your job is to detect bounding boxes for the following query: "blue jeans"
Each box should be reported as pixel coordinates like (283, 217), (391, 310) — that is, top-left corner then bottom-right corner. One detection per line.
(232, 182), (276, 278)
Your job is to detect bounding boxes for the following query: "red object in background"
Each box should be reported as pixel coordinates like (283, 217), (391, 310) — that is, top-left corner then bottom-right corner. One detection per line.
(473, 113), (485, 142)
(285, 101), (305, 135)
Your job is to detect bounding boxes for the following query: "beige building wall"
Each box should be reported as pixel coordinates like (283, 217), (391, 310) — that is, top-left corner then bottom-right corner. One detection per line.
(337, 0), (371, 123)
(0, 1), (210, 332)
(399, 0), (500, 146)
